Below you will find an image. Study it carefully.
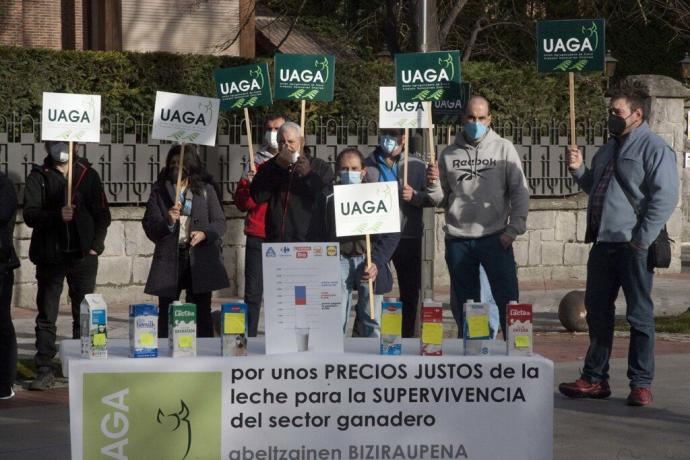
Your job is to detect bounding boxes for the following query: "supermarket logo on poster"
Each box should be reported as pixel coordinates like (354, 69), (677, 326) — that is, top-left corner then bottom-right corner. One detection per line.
(265, 247), (276, 257)
(296, 251), (308, 259)
(313, 246), (323, 256)
(326, 245), (337, 256)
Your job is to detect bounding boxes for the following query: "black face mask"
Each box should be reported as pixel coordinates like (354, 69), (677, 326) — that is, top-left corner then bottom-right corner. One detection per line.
(608, 113), (631, 137)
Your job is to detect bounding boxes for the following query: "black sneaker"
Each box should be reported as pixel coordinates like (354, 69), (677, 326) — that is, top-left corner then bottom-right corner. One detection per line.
(0, 384), (15, 400)
(29, 367), (55, 391)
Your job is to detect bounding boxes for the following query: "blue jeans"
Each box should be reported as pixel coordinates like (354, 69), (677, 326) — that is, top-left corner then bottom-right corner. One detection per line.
(583, 243), (655, 388)
(450, 265), (501, 339)
(445, 233), (519, 337)
(340, 255), (382, 337)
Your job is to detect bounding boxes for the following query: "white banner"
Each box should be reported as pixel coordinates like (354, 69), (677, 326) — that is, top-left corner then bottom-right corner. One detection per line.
(378, 86), (431, 129)
(334, 182), (401, 237)
(41, 92), (101, 143)
(151, 91), (220, 146)
(262, 242), (343, 354)
(63, 339), (553, 460)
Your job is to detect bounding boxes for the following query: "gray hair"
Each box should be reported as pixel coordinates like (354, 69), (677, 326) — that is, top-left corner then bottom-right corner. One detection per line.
(278, 121), (302, 140)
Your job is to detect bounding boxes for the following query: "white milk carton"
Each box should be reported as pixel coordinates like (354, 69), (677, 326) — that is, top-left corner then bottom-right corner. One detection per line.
(80, 294), (107, 359)
(463, 301), (492, 356)
(168, 301), (197, 358)
(129, 304), (158, 358)
(421, 299), (443, 356)
(507, 302), (533, 356)
(380, 300), (402, 355)
(221, 302), (248, 356)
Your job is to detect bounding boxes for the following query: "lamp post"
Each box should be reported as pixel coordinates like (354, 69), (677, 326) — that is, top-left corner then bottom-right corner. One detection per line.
(679, 52), (690, 84)
(604, 49), (617, 90)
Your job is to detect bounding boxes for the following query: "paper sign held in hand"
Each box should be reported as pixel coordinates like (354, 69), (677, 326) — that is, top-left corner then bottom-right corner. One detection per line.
(333, 182), (401, 237)
(151, 91), (220, 147)
(379, 87), (431, 129)
(42, 92), (101, 143)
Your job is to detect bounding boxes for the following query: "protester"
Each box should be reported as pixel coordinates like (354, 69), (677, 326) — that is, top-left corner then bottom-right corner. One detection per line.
(559, 80), (678, 407)
(143, 144), (229, 338)
(24, 142), (111, 390)
(234, 114), (286, 336)
(250, 122), (334, 242)
(365, 128), (436, 337)
(308, 148), (400, 337)
(428, 95), (529, 338)
(0, 173), (19, 399)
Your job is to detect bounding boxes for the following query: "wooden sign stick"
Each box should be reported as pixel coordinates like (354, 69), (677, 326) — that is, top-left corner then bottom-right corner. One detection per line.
(569, 72), (576, 148)
(174, 142), (187, 205)
(426, 102), (436, 165)
(243, 107), (255, 172)
(67, 141), (74, 207)
(365, 233), (375, 319)
(300, 100), (306, 136)
(403, 128), (409, 187)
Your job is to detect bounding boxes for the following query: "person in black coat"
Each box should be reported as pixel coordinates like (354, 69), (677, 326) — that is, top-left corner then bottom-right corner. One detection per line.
(250, 121), (334, 242)
(143, 144), (229, 338)
(0, 172), (19, 399)
(24, 141), (111, 390)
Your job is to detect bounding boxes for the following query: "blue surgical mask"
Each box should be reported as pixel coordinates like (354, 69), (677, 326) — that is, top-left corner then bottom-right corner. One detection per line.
(463, 122), (488, 141)
(339, 171), (362, 185)
(379, 135), (398, 155)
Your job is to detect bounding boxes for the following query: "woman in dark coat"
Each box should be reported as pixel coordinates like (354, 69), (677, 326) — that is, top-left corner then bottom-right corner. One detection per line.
(142, 144), (229, 337)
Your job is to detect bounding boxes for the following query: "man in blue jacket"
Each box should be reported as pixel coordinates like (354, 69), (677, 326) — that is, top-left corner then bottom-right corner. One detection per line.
(559, 80), (679, 407)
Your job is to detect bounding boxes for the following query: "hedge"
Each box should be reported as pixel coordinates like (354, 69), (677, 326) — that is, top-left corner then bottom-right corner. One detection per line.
(0, 46), (606, 125)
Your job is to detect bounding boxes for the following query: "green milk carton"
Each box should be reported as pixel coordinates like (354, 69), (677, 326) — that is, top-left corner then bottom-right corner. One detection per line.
(168, 301), (197, 357)
(80, 293), (107, 359)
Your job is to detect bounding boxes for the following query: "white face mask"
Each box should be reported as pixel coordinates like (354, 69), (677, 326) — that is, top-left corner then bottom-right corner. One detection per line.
(49, 142), (69, 163)
(290, 151), (300, 164)
(263, 130), (279, 149)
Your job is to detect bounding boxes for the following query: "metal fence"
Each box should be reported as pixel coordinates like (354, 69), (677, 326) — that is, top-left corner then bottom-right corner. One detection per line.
(0, 114), (605, 204)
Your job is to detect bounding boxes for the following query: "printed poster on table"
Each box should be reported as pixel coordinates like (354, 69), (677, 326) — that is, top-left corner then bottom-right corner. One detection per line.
(274, 54), (335, 101)
(151, 91), (220, 146)
(395, 50), (462, 102)
(41, 92), (101, 143)
(214, 63), (273, 110)
(536, 19), (605, 73)
(333, 182), (401, 237)
(262, 242), (342, 354)
(378, 86), (431, 129)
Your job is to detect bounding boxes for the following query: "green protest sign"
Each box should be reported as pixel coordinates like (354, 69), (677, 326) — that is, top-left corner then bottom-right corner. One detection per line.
(431, 82), (471, 124)
(214, 63), (272, 111)
(274, 54), (335, 101)
(395, 51), (461, 102)
(536, 19), (605, 73)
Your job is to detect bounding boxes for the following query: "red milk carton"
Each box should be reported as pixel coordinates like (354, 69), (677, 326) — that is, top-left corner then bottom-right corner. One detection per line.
(421, 299), (443, 356)
(507, 302), (533, 356)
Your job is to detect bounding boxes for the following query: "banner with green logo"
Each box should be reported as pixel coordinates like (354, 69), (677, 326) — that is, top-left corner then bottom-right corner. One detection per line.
(395, 51), (462, 102)
(214, 63), (273, 111)
(82, 372), (221, 459)
(536, 19), (605, 73)
(431, 82), (472, 124)
(274, 54), (335, 101)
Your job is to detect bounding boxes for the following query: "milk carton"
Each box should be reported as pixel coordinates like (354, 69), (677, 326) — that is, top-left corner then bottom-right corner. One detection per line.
(380, 300), (402, 355)
(507, 302), (533, 356)
(463, 301), (492, 356)
(80, 294), (108, 359)
(221, 302), (248, 356)
(168, 301), (197, 358)
(421, 299), (443, 356)
(129, 304), (158, 358)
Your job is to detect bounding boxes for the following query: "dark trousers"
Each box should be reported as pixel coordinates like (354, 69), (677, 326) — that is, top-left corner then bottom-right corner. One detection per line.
(0, 270), (16, 388)
(158, 247), (213, 338)
(445, 233), (519, 337)
(583, 242), (655, 388)
(392, 238), (422, 338)
(244, 235), (264, 337)
(35, 254), (98, 368)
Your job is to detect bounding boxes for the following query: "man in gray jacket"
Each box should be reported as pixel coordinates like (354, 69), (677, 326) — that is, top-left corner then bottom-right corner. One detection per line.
(428, 95), (529, 337)
(559, 80), (678, 407)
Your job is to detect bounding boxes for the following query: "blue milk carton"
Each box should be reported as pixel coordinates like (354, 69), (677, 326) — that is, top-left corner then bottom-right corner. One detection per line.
(380, 301), (402, 355)
(221, 302), (248, 356)
(463, 300), (492, 356)
(129, 304), (158, 358)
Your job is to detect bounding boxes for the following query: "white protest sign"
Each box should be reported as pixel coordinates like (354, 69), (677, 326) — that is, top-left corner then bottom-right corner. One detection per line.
(262, 242), (343, 354)
(378, 86), (431, 129)
(63, 338), (554, 460)
(41, 92), (101, 143)
(334, 181), (401, 237)
(151, 91), (220, 146)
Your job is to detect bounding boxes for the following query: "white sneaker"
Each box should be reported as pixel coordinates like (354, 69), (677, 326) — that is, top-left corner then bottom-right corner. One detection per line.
(0, 386), (15, 400)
